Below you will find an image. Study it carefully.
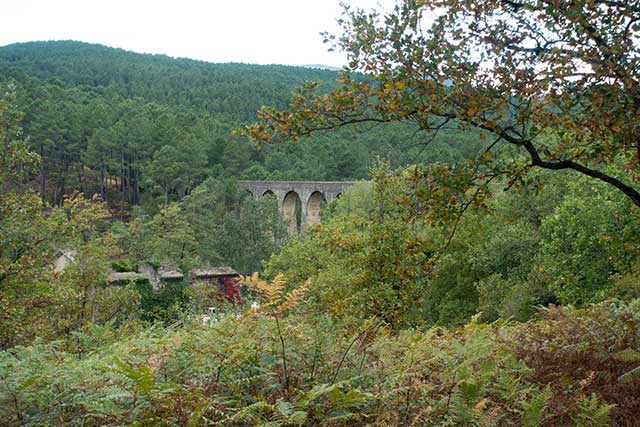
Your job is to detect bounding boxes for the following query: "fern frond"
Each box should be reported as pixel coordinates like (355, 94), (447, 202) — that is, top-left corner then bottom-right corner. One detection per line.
(479, 406), (502, 427)
(619, 365), (640, 383)
(216, 400), (273, 426)
(613, 348), (640, 363)
(520, 385), (551, 427)
(241, 273), (264, 288)
(228, 372), (272, 387)
(263, 274), (285, 306)
(276, 278), (310, 313)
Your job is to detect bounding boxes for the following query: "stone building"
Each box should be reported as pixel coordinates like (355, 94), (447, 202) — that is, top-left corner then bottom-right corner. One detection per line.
(190, 267), (239, 288)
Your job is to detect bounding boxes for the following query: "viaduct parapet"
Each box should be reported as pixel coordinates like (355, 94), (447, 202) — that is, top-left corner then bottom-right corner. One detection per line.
(238, 180), (356, 236)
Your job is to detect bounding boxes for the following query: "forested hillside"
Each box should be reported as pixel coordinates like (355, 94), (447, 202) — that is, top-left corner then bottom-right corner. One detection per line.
(2, 0), (640, 422)
(0, 41), (483, 210)
(0, 41), (337, 119)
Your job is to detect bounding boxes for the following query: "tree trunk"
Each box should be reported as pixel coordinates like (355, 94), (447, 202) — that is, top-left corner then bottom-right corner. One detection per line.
(38, 143), (46, 204)
(120, 154), (125, 220)
(99, 164), (105, 200)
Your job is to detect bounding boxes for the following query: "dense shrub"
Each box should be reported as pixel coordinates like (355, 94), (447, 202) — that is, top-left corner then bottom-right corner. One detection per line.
(2, 299), (637, 426)
(267, 167), (640, 328)
(510, 300), (640, 425)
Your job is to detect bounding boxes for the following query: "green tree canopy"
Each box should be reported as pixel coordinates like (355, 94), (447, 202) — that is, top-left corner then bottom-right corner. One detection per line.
(242, 0), (640, 210)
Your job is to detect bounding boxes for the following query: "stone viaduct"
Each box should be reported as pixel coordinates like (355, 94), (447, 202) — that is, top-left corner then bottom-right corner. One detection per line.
(239, 181), (356, 236)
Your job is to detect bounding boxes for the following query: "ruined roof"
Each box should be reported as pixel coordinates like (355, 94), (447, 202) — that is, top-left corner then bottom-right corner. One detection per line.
(110, 265), (238, 284)
(157, 262), (184, 280)
(191, 267), (239, 278)
(108, 272), (148, 284)
(160, 270), (184, 280)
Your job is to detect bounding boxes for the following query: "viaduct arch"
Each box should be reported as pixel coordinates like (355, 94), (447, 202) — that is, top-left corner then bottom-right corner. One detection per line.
(239, 181), (355, 237)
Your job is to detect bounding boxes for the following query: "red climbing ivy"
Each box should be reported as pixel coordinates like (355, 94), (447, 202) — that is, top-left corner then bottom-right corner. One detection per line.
(222, 277), (243, 307)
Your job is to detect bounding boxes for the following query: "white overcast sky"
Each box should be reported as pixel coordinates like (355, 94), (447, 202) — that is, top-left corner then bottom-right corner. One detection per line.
(1, 0), (396, 67)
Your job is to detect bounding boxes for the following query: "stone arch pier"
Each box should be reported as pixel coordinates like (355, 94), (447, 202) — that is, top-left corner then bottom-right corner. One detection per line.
(239, 181), (355, 237)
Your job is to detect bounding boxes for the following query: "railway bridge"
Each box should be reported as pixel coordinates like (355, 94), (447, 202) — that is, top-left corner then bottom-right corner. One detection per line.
(239, 180), (356, 237)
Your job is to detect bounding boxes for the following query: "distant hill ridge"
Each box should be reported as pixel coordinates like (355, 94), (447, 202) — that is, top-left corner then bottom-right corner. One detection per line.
(301, 64), (342, 71)
(0, 40), (340, 121)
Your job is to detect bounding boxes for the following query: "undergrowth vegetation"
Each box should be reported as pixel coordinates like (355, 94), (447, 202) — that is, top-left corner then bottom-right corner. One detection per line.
(2, 297), (639, 426)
